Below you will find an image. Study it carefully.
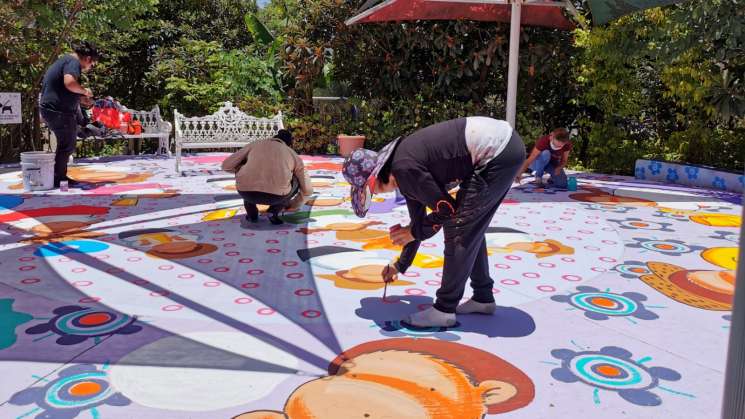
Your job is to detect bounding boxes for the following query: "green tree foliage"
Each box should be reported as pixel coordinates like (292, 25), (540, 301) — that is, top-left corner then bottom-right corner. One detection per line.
(0, 0), (156, 159)
(574, 0), (744, 173)
(2, 0), (741, 175)
(148, 39), (282, 115)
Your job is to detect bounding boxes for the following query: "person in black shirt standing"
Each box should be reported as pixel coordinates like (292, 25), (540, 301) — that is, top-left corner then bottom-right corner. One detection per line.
(39, 41), (100, 187)
(342, 117), (526, 327)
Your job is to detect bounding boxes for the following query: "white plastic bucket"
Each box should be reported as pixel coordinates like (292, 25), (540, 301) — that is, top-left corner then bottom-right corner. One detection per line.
(20, 152), (56, 191)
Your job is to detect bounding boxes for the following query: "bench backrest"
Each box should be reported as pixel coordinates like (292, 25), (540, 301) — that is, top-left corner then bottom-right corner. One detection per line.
(123, 105), (166, 134)
(174, 102), (283, 146)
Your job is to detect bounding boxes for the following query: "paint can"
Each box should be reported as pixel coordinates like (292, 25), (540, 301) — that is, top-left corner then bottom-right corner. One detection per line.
(567, 176), (578, 191)
(59, 180), (69, 192)
(20, 151), (55, 191)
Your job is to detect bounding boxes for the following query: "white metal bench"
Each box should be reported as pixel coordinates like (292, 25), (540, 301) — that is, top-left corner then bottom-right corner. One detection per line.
(122, 105), (172, 156)
(173, 101), (284, 173)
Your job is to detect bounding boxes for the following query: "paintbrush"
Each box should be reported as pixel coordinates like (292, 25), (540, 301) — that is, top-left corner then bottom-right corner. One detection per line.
(382, 224), (403, 302)
(382, 265), (390, 302)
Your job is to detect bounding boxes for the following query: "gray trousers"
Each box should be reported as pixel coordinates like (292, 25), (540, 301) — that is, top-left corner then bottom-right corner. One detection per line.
(433, 131), (526, 313)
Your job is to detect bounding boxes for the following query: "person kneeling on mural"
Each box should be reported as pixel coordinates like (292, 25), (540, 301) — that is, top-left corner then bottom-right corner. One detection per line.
(39, 41), (100, 188)
(222, 129), (313, 225)
(342, 117), (526, 328)
(516, 127), (571, 188)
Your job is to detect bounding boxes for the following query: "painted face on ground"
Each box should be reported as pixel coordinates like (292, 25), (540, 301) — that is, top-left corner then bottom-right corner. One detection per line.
(308, 195), (346, 207)
(67, 166), (153, 184)
(690, 213), (741, 227)
(118, 229), (217, 259)
(641, 262), (735, 311)
(318, 264), (414, 290)
(0, 206), (109, 242)
(506, 240), (574, 258)
(300, 220), (384, 238)
(310, 177), (334, 188)
(701, 247), (738, 270)
(236, 339), (534, 419)
(569, 187), (657, 207)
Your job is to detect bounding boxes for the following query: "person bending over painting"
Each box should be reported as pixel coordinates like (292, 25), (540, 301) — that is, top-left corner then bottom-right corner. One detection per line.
(342, 117), (526, 328)
(222, 130), (313, 225)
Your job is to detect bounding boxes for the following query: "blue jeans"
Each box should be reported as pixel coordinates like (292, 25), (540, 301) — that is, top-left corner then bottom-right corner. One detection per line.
(529, 150), (567, 188)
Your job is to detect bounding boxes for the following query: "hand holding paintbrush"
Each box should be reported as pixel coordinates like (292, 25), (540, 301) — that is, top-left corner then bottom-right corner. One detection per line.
(381, 224), (403, 301)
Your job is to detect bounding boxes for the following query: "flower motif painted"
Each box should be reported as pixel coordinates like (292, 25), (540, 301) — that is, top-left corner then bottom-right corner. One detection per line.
(581, 203), (636, 214)
(710, 230), (740, 244)
(683, 166), (699, 180)
(626, 238), (705, 256)
(613, 260), (652, 279)
(551, 286), (659, 321)
(25, 305), (141, 345)
(665, 168), (679, 183)
(652, 211), (689, 223)
(550, 346), (686, 406)
(648, 161), (662, 175)
(635, 167), (646, 180)
(608, 218), (674, 232)
(712, 177), (727, 190)
(9, 364), (130, 418)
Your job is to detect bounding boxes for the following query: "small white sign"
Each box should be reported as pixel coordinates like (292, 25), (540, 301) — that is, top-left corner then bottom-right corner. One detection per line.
(0, 93), (22, 124)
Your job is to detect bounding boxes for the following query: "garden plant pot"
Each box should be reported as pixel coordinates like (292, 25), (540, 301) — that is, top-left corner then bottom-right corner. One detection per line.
(337, 134), (365, 157)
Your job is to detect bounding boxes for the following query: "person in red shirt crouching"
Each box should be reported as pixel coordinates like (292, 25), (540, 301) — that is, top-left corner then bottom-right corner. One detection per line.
(516, 128), (572, 189)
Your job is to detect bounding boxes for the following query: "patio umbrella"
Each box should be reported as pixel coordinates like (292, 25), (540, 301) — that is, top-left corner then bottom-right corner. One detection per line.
(346, 0), (687, 127)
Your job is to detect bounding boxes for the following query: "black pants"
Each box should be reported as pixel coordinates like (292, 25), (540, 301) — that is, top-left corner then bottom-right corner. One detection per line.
(41, 108), (77, 183)
(434, 131), (526, 313)
(238, 177), (299, 219)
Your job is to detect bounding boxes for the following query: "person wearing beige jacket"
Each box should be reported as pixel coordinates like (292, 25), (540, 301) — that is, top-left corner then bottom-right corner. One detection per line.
(221, 130), (312, 225)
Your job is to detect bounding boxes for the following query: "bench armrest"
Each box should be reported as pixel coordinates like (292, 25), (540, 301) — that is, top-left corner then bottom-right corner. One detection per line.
(159, 120), (173, 135)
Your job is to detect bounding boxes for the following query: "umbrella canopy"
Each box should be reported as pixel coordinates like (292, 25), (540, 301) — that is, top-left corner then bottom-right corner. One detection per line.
(346, 0), (575, 127)
(346, 0), (688, 126)
(587, 0), (684, 25)
(346, 0), (575, 30)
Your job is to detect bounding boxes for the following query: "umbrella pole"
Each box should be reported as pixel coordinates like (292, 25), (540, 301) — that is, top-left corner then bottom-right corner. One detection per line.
(722, 181), (745, 418)
(506, 0), (522, 128)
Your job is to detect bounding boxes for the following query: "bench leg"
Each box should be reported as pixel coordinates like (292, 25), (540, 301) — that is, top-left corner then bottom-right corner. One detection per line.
(175, 147), (181, 173)
(158, 136), (172, 157)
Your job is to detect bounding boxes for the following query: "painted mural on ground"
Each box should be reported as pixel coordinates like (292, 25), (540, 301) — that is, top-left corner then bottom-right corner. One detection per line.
(0, 153), (737, 418)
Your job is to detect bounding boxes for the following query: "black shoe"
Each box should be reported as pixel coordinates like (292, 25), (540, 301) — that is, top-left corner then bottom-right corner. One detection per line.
(268, 214), (284, 225)
(240, 215), (258, 229)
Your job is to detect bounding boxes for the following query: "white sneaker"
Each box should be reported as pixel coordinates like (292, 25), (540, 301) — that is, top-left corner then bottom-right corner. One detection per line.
(404, 307), (456, 328)
(456, 299), (497, 315)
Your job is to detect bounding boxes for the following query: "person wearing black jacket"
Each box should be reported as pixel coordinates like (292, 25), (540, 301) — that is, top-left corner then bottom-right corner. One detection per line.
(342, 117), (525, 327)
